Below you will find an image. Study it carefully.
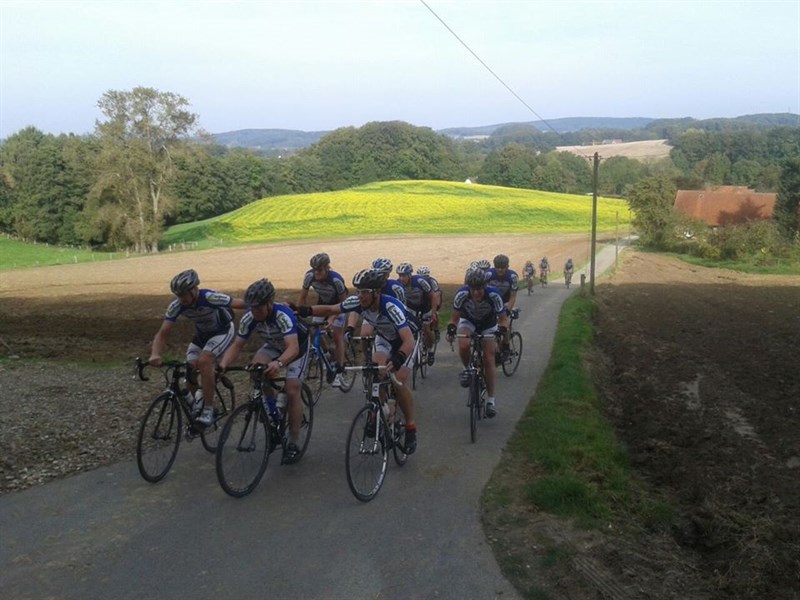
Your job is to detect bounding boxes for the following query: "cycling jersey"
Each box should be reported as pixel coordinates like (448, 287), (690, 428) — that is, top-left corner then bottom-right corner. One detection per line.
(382, 278), (406, 306)
(401, 274), (433, 315)
(340, 294), (415, 343)
(564, 261), (574, 271)
(420, 275), (441, 293)
(164, 288), (235, 346)
(236, 303), (309, 354)
(301, 269), (347, 305)
(452, 285), (505, 330)
(486, 268), (519, 303)
(524, 265), (535, 277)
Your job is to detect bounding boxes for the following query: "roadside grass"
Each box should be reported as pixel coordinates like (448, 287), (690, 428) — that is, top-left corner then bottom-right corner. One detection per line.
(481, 293), (673, 597)
(0, 237), (120, 271)
(665, 250), (800, 275)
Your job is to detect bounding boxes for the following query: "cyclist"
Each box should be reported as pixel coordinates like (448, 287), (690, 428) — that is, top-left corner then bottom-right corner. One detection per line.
(416, 265), (442, 365)
(470, 258), (492, 280)
(297, 252), (348, 388)
(395, 262), (436, 365)
(296, 268), (419, 454)
(148, 269), (245, 427)
(539, 256), (550, 285)
(347, 257), (406, 348)
(563, 257), (574, 287)
(219, 278), (310, 464)
(486, 254), (519, 360)
(445, 267), (509, 418)
(523, 260), (535, 292)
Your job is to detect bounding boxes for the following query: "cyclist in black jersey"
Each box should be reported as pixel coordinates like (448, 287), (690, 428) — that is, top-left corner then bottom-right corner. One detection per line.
(149, 269), (245, 426)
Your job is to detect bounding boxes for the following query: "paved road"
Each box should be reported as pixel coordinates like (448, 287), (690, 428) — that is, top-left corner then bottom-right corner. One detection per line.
(0, 243), (626, 600)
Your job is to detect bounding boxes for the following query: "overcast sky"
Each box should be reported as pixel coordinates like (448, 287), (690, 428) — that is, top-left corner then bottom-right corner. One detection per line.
(1, 0), (798, 139)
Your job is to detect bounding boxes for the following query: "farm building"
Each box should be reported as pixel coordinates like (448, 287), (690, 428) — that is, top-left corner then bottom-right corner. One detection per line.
(673, 186), (777, 227)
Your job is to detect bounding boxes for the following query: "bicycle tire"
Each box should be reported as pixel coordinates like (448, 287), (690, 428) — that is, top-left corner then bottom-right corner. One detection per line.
(345, 404), (388, 502)
(392, 406), (408, 466)
(200, 378), (236, 453)
(292, 382), (315, 460)
(469, 376), (479, 443)
(502, 331), (523, 376)
(215, 403), (270, 498)
(338, 342), (357, 393)
(137, 392), (182, 483)
(418, 343), (428, 380)
(307, 352), (324, 406)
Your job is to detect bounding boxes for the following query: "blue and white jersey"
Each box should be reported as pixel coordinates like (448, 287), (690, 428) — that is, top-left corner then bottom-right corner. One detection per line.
(424, 275), (441, 294)
(340, 294), (411, 342)
(382, 278), (406, 307)
(452, 285), (505, 329)
(402, 274), (433, 314)
(486, 268), (519, 303)
(236, 303), (309, 353)
(165, 288), (234, 344)
(301, 269), (347, 305)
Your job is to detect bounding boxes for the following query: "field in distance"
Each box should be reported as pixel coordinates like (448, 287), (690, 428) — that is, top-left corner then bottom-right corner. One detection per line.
(556, 139), (672, 161)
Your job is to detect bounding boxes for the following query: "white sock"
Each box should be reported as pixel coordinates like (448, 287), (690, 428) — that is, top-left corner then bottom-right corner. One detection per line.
(487, 397), (496, 405)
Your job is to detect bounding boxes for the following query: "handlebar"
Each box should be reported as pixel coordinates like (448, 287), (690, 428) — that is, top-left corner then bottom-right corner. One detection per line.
(133, 357), (190, 382)
(344, 363), (403, 387)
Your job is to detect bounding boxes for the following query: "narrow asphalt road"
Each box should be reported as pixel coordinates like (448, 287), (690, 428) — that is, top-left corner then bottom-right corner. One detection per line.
(0, 243), (626, 600)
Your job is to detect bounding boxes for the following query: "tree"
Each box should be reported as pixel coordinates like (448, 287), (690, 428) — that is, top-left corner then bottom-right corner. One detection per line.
(91, 87), (201, 252)
(774, 157), (800, 238)
(626, 175), (677, 247)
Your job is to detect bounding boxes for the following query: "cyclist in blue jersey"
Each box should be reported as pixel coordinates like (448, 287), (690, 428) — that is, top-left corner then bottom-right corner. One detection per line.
(347, 257), (406, 348)
(219, 278), (310, 463)
(296, 268), (419, 454)
(445, 267), (509, 418)
(486, 254), (519, 359)
(396, 262), (437, 365)
(297, 252), (348, 388)
(149, 269), (245, 427)
(416, 265), (442, 364)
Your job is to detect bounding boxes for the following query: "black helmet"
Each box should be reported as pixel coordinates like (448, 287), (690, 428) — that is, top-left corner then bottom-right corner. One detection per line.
(493, 254), (509, 268)
(352, 268), (386, 290)
(396, 262), (413, 276)
(170, 269), (199, 295)
(310, 252), (330, 269)
(464, 267), (487, 287)
(245, 278), (275, 306)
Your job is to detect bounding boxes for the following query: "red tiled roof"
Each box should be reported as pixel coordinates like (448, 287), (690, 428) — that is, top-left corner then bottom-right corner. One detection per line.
(673, 186), (776, 226)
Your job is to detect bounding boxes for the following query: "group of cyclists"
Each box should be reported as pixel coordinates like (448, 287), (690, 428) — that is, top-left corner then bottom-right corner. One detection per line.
(522, 256), (574, 290)
(146, 251), (576, 463)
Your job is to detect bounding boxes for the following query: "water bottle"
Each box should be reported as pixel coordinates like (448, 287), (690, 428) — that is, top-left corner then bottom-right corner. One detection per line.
(276, 392), (287, 416)
(263, 394), (279, 421)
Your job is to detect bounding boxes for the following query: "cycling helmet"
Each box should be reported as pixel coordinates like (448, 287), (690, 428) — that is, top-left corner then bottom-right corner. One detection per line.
(469, 260), (480, 269)
(396, 262), (413, 276)
(416, 266), (430, 276)
(372, 257), (393, 274)
(244, 278), (275, 306)
(464, 267), (487, 287)
(352, 268), (386, 290)
(493, 254), (509, 268)
(170, 269), (200, 295)
(476, 259), (491, 270)
(310, 252), (330, 269)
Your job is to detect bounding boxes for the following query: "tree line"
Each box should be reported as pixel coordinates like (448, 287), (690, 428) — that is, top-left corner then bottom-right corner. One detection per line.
(1, 87), (798, 252)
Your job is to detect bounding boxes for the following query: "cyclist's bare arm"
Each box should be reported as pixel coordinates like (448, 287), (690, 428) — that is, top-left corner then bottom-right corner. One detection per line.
(149, 319), (174, 366)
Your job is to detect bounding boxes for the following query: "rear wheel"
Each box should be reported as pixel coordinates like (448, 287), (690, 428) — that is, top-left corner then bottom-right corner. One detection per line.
(391, 400), (408, 466)
(469, 377), (479, 443)
(292, 383), (315, 460)
(345, 404), (388, 502)
(137, 392), (181, 483)
(502, 332), (523, 376)
(215, 403), (270, 498)
(307, 352), (324, 406)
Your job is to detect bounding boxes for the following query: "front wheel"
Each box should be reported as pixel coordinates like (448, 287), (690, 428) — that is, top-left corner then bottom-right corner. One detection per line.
(215, 403), (270, 498)
(345, 404), (388, 502)
(469, 377), (480, 443)
(137, 392), (182, 483)
(502, 332), (523, 376)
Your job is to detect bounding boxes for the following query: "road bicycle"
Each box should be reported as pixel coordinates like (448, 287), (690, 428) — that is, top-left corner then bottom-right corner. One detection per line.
(411, 332), (427, 390)
(343, 363), (408, 502)
(305, 321), (356, 405)
(351, 334), (375, 394)
(134, 357), (235, 483)
(454, 332), (496, 443)
(539, 267), (549, 287)
(496, 308), (523, 376)
(525, 273), (535, 295)
(215, 366), (314, 498)
(564, 269), (574, 289)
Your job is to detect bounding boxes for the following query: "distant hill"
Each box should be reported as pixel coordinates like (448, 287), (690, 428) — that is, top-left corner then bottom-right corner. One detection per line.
(211, 114), (798, 153)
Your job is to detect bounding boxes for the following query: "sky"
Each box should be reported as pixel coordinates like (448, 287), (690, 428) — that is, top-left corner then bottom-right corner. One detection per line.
(1, 0), (799, 139)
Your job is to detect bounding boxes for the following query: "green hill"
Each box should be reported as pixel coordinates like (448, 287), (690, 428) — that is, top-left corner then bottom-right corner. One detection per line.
(163, 180), (629, 247)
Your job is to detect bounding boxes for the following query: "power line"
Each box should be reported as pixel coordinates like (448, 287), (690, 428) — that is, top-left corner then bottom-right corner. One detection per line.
(418, 0), (561, 136)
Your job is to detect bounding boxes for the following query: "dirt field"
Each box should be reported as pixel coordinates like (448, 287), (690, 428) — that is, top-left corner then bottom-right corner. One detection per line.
(2, 237), (798, 598)
(556, 139), (672, 161)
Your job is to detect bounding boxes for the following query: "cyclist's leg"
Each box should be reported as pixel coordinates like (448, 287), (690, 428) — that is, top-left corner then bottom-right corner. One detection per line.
(194, 324), (235, 411)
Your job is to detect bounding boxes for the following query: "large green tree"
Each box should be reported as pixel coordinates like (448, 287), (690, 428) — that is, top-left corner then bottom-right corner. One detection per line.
(626, 175), (678, 247)
(90, 87), (200, 251)
(774, 157), (800, 238)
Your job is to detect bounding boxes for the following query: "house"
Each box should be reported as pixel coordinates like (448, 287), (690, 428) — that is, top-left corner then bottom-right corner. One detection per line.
(673, 186), (777, 227)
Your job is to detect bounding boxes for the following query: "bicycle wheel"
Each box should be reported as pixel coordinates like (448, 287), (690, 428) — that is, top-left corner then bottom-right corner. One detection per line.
(391, 405), (408, 466)
(502, 331), (523, 376)
(345, 404), (388, 502)
(137, 392), (182, 483)
(215, 403), (270, 498)
(469, 377), (479, 443)
(418, 343), (428, 379)
(338, 342), (357, 393)
(306, 351), (324, 406)
(292, 382), (315, 460)
(201, 377), (236, 453)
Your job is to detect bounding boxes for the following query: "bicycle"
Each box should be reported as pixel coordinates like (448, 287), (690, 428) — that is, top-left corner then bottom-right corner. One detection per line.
(525, 274), (534, 295)
(453, 332), (495, 443)
(496, 308), (523, 376)
(539, 267), (549, 287)
(564, 269), (574, 289)
(305, 321), (356, 405)
(343, 363), (408, 502)
(214, 366), (314, 498)
(411, 332), (427, 390)
(134, 357), (236, 483)
(351, 334), (375, 394)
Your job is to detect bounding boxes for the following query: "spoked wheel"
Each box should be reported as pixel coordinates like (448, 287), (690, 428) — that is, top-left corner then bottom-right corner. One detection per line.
(345, 404), (388, 502)
(338, 343), (357, 393)
(307, 353), (324, 406)
(391, 405), (408, 466)
(502, 332), (523, 376)
(469, 378), (479, 443)
(137, 392), (182, 483)
(215, 403), (270, 498)
(292, 383), (315, 460)
(200, 378), (236, 453)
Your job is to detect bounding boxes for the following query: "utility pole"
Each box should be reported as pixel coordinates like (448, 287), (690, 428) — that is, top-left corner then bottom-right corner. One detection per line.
(590, 152), (599, 295)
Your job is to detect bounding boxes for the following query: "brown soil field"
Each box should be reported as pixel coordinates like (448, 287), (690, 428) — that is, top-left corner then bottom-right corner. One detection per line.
(557, 139), (672, 161)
